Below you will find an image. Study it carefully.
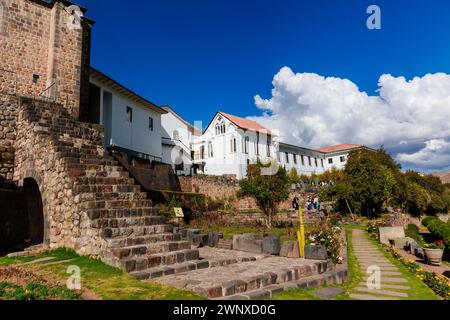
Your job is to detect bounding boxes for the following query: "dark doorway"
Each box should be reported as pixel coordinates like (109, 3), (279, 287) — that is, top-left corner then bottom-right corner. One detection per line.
(23, 178), (44, 246)
(88, 83), (101, 124)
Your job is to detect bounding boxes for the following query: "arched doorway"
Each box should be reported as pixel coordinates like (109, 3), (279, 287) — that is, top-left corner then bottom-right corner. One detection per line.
(23, 178), (44, 246)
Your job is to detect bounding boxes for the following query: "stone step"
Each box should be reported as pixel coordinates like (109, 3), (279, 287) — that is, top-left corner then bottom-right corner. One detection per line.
(67, 163), (124, 172)
(77, 191), (148, 202)
(64, 157), (118, 166)
(111, 241), (191, 259)
(116, 249), (200, 272)
(79, 198), (153, 210)
(358, 282), (410, 291)
(73, 176), (136, 186)
(152, 257), (333, 299)
(353, 287), (408, 298)
(90, 215), (167, 229)
(86, 207), (158, 220)
(131, 259), (211, 280)
(68, 168), (129, 179)
(362, 276), (408, 283)
(56, 151), (114, 161)
(106, 233), (179, 247)
(101, 224), (173, 238)
(73, 184), (141, 195)
(56, 145), (104, 155)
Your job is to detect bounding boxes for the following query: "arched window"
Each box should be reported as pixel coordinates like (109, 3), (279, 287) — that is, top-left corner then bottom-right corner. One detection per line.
(173, 130), (180, 140)
(215, 116), (225, 135)
(244, 136), (249, 154)
(230, 136), (237, 153)
(208, 141), (214, 157)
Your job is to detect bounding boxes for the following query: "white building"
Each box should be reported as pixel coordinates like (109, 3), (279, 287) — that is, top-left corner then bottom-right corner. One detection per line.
(278, 142), (326, 176)
(192, 112), (277, 179)
(88, 67), (167, 162)
(319, 144), (369, 171)
(190, 112), (372, 179)
(161, 105), (200, 176)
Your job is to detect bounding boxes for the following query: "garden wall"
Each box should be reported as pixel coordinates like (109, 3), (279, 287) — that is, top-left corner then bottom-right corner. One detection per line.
(179, 175), (306, 211)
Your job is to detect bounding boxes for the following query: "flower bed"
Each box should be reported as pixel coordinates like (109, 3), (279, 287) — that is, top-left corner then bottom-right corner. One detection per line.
(307, 223), (343, 264)
(384, 245), (450, 300)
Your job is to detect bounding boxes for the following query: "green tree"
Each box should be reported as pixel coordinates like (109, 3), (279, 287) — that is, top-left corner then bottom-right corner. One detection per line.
(289, 167), (300, 184)
(238, 161), (290, 228)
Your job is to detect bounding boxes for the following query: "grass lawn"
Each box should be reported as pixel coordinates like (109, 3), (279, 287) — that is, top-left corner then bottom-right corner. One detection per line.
(0, 248), (204, 300)
(272, 225), (440, 300)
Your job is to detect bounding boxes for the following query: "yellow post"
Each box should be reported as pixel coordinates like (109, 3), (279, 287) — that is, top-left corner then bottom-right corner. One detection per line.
(297, 207), (305, 258)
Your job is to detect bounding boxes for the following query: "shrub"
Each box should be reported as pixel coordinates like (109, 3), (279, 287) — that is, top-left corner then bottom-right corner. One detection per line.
(426, 218), (450, 249)
(306, 222), (343, 264)
(422, 216), (439, 227)
(405, 224), (425, 246)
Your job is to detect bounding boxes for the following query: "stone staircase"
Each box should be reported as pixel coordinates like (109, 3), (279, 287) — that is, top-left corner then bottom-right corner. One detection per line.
(18, 97), (201, 275)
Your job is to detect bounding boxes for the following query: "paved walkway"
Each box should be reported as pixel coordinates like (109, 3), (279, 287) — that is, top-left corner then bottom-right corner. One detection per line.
(350, 229), (410, 300)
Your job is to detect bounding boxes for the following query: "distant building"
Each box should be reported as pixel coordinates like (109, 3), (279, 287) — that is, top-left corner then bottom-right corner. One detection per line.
(318, 144), (368, 171)
(161, 105), (200, 176)
(191, 112), (277, 179)
(89, 67), (167, 162)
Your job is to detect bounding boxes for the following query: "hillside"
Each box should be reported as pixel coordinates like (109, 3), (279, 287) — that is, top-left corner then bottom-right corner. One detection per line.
(431, 170), (450, 184)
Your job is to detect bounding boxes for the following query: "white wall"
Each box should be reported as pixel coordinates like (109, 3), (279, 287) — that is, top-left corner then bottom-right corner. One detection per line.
(278, 145), (326, 176)
(90, 79), (163, 160)
(192, 114), (277, 179)
(161, 111), (193, 175)
(324, 152), (349, 171)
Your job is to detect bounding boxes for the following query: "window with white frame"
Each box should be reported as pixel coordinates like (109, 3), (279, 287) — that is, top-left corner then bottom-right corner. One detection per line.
(328, 158), (333, 164)
(173, 130), (179, 140)
(208, 141), (214, 157)
(293, 154), (297, 164)
(308, 156), (312, 166)
(301, 155), (305, 166)
(314, 158), (318, 167)
(244, 136), (249, 154)
(340, 156), (346, 163)
(231, 136), (237, 153)
(321, 159), (324, 167)
(215, 117), (226, 135)
(285, 152), (289, 163)
(266, 136), (271, 157)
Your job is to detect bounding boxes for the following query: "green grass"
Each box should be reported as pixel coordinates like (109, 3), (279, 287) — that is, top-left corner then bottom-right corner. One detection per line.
(272, 225), (441, 300)
(0, 248), (204, 300)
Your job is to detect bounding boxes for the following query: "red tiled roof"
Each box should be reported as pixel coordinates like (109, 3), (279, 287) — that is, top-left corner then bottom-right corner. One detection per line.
(317, 144), (362, 153)
(219, 112), (272, 135)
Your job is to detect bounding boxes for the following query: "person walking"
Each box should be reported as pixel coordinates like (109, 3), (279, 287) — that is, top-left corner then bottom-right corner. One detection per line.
(292, 195), (299, 212)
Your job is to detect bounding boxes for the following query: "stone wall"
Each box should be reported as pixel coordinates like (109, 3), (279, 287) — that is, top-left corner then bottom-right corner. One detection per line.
(0, 95), (17, 180)
(0, 0), (92, 119)
(179, 175), (303, 211)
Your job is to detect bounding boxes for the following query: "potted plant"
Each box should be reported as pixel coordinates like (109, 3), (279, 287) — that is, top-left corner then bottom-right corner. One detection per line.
(423, 240), (445, 266)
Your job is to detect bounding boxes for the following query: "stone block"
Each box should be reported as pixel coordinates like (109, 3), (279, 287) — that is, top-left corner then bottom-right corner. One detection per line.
(379, 226), (405, 244)
(233, 234), (263, 253)
(391, 237), (415, 250)
(280, 241), (300, 258)
(207, 232), (222, 247)
(262, 234), (281, 255)
(305, 245), (328, 260)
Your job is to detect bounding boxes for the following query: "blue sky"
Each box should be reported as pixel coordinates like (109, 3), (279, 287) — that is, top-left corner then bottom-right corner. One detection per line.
(77, 0), (450, 171)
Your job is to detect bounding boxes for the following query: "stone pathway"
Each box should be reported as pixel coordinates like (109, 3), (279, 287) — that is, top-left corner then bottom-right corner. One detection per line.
(152, 247), (345, 299)
(349, 229), (410, 300)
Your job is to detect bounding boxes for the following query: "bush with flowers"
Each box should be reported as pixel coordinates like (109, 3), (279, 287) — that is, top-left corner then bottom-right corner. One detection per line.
(306, 222), (343, 264)
(366, 218), (389, 241)
(384, 245), (449, 300)
(424, 240), (445, 250)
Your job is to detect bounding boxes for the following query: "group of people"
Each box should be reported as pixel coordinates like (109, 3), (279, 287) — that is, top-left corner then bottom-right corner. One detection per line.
(291, 194), (321, 216)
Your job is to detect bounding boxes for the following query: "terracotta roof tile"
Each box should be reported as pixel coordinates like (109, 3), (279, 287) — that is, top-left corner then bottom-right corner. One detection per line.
(317, 144), (362, 153)
(219, 112), (272, 134)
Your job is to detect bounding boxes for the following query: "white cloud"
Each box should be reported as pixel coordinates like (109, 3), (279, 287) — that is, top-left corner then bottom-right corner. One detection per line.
(397, 139), (450, 169)
(250, 67), (450, 170)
